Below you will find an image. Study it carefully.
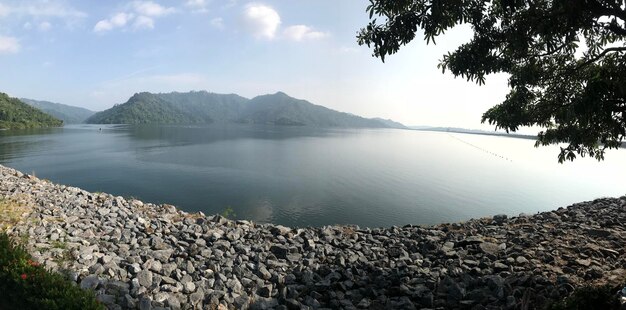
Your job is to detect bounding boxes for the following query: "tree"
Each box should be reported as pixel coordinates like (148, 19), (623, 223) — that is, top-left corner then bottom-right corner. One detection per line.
(357, 0), (626, 162)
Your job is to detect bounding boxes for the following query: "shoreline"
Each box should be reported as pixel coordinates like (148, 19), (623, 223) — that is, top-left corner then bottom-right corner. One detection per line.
(1, 164), (625, 309)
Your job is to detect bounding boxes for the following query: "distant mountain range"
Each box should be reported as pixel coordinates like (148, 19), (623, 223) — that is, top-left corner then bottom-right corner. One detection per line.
(21, 98), (95, 124)
(0, 93), (63, 129)
(409, 126), (536, 139)
(86, 91), (407, 129)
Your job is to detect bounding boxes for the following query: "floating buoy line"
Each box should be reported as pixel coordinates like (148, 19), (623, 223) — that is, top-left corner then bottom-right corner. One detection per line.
(448, 133), (513, 162)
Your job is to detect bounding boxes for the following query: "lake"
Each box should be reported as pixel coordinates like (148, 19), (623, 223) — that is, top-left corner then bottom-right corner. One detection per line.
(1, 124), (625, 228)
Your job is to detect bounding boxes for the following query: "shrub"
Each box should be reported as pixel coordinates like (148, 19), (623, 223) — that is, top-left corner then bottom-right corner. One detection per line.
(0, 233), (104, 310)
(221, 206), (237, 219)
(546, 283), (624, 310)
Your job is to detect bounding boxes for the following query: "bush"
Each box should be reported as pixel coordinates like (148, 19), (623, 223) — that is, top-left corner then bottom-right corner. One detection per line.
(546, 283), (624, 310)
(0, 233), (104, 310)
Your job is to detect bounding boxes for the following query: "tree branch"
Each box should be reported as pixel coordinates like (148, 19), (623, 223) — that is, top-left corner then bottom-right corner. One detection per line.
(603, 23), (626, 35)
(575, 47), (626, 70)
(528, 41), (571, 58)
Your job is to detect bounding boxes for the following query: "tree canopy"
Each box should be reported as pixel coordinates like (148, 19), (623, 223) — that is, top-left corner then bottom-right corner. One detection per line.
(357, 0), (626, 162)
(0, 93), (63, 129)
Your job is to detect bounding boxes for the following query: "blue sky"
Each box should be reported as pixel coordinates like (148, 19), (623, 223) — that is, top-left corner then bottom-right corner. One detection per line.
(0, 0), (512, 128)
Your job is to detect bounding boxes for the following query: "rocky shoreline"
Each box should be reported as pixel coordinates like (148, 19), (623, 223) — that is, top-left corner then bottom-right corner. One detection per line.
(1, 164), (625, 309)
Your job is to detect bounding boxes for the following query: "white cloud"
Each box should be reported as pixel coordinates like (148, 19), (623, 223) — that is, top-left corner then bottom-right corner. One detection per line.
(283, 25), (328, 41)
(111, 12), (133, 27)
(38, 21), (52, 31)
(94, 12), (134, 33)
(0, 36), (20, 54)
(94, 20), (113, 32)
(134, 16), (154, 30)
(132, 1), (175, 17)
(210, 17), (224, 29)
(93, 2), (174, 33)
(185, 0), (209, 12)
(240, 3), (280, 40)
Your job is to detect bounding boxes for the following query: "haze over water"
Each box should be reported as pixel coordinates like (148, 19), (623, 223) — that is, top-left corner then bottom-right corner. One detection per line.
(1, 124), (625, 228)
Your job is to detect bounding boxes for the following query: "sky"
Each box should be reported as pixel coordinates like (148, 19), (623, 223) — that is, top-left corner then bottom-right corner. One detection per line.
(0, 0), (513, 129)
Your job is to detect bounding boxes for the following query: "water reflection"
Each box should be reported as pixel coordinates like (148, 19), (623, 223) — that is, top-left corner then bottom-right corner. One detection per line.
(0, 124), (624, 227)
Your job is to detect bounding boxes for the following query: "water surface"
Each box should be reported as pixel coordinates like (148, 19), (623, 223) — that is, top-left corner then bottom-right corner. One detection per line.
(1, 124), (624, 227)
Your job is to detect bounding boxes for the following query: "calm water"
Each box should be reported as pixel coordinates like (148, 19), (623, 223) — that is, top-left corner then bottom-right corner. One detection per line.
(1, 124), (625, 228)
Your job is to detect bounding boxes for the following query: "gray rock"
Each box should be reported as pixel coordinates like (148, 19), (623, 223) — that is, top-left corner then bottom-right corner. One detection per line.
(250, 296), (278, 310)
(258, 284), (273, 298)
(269, 245), (289, 259)
(456, 236), (484, 247)
(190, 290), (205, 306)
(184, 281), (196, 293)
(166, 295), (181, 310)
(139, 297), (152, 310)
(96, 294), (117, 305)
(493, 214), (508, 223)
(479, 242), (501, 256)
(151, 250), (173, 263)
(233, 295), (251, 309)
(258, 265), (272, 280)
(80, 275), (100, 290)
(137, 270), (153, 288)
(516, 256), (529, 264)
(270, 225), (291, 236)
(98, 208), (110, 216)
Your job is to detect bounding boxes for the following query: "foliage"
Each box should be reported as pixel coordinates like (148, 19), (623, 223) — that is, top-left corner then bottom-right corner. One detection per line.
(0, 233), (104, 310)
(20, 98), (95, 124)
(86, 91), (401, 128)
(220, 206), (237, 219)
(546, 283), (623, 310)
(357, 0), (626, 162)
(0, 93), (63, 129)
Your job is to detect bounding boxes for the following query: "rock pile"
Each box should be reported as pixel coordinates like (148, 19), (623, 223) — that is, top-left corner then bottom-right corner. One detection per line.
(1, 164), (625, 309)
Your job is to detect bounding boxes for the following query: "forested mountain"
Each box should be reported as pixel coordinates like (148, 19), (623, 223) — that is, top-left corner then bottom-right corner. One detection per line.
(372, 118), (408, 129)
(0, 93), (63, 129)
(86, 91), (405, 128)
(20, 98), (95, 124)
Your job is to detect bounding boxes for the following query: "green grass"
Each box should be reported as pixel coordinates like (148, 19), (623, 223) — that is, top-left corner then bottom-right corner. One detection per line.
(0, 233), (104, 310)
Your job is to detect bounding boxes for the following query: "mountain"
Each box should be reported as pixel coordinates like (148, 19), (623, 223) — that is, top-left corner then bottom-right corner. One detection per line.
(0, 93), (63, 129)
(409, 126), (536, 139)
(86, 91), (405, 128)
(372, 118), (407, 129)
(20, 98), (95, 124)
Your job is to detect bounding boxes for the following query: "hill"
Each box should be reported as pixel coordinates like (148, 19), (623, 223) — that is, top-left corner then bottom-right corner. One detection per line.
(86, 91), (404, 128)
(372, 117), (407, 129)
(0, 93), (63, 129)
(20, 98), (95, 124)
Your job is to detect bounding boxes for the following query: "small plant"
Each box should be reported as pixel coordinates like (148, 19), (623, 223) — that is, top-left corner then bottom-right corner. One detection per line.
(51, 240), (67, 249)
(0, 196), (32, 231)
(0, 233), (104, 310)
(221, 206), (237, 219)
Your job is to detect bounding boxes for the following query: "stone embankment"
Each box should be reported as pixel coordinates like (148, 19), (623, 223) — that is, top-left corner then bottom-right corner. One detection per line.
(1, 164), (625, 309)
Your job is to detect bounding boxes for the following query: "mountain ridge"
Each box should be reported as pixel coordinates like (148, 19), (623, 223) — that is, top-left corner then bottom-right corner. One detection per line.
(20, 98), (95, 124)
(86, 91), (407, 129)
